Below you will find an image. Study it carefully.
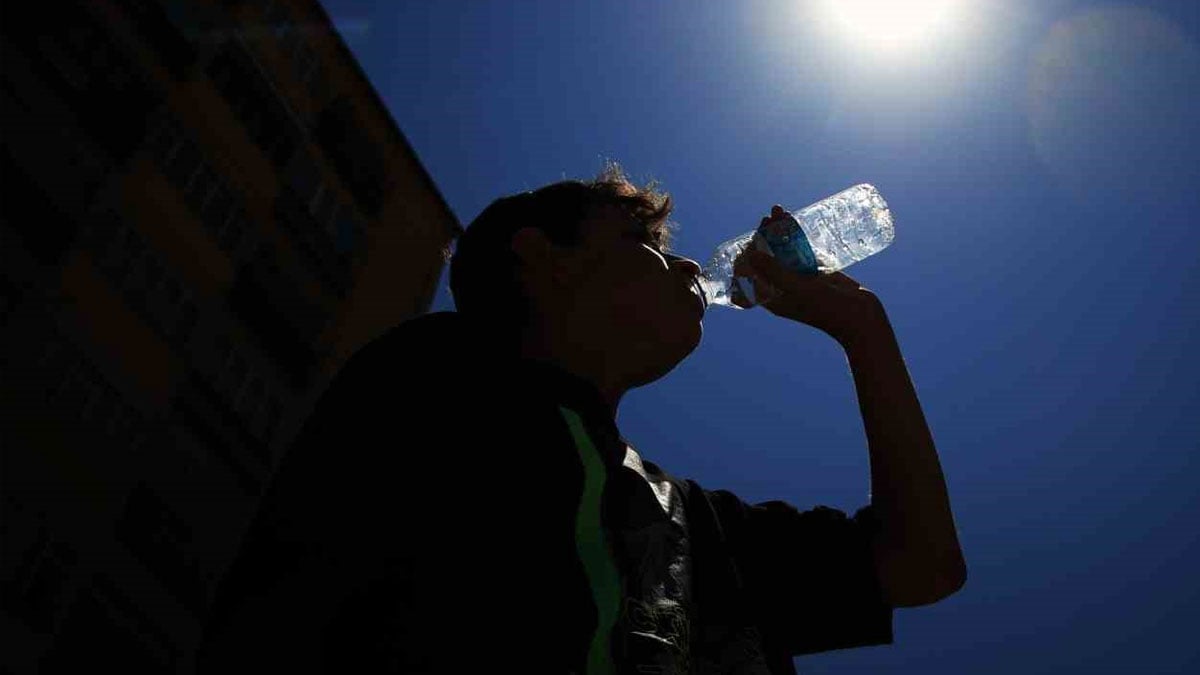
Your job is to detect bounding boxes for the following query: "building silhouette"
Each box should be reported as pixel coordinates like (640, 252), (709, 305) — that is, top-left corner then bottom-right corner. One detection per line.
(1, 1), (460, 671)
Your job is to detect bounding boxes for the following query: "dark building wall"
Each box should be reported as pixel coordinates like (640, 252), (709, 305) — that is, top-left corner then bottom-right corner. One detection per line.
(1, 1), (460, 671)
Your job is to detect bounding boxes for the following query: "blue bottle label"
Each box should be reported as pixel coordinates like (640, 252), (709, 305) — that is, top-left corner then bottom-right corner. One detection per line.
(756, 214), (818, 274)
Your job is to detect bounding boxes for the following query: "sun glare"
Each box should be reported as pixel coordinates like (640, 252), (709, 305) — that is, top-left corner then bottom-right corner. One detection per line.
(819, 0), (964, 54)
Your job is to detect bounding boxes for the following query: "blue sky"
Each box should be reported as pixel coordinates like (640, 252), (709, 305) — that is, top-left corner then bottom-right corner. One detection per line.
(320, 1), (1199, 671)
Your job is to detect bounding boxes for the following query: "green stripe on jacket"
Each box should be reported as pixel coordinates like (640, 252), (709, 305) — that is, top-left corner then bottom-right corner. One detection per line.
(559, 406), (621, 675)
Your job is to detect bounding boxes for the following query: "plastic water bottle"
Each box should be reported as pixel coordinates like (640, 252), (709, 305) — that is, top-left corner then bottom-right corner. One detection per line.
(697, 183), (894, 309)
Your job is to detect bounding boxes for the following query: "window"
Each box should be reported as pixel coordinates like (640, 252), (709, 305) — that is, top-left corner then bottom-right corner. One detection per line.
(143, 264), (198, 350)
(238, 374), (266, 422)
(171, 368), (266, 494)
(119, 232), (148, 308)
(259, 0), (328, 101)
(0, 275), (21, 328)
(217, 212), (247, 253)
(278, 151), (361, 294)
(201, 185), (235, 234)
(293, 45), (322, 92)
(76, 366), (110, 423)
(214, 334), (233, 370)
(164, 141), (201, 188)
(310, 183), (338, 227)
(40, 579), (177, 672)
(333, 205), (364, 255)
(0, 151), (81, 266)
(114, 484), (207, 615)
(226, 352), (249, 397)
(206, 40), (303, 169)
(30, 321), (151, 452)
(87, 382), (121, 430)
(145, 113), (252, 259)
(184, 164), (220, 214)
(226, 260), (319, 390)
(314, 97), (386, 216)
(262, 396), (282, 445)
(86, 211), (199, 349)
(285, 151), (321, 198)
(1, 527), (78, 634)
(208, 332), (291, 448)
(146, 116), (183, 166)
(176, 300), (198, 345)
(113, 0), (198, 78)
(274, 193), (354, 298)
(5, 4), (160, 162)
(142, 258), (164, 299)
(264, 1), (293, 41)
(163, 278), (181, 308)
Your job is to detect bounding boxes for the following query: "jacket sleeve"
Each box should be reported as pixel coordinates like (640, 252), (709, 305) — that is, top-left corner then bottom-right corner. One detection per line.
(702, 488), (894, 656)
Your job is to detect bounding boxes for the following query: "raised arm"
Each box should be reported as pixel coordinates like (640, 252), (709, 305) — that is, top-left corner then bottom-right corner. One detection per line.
(737, 208), (967, 607)
(840, 301), (966, 606)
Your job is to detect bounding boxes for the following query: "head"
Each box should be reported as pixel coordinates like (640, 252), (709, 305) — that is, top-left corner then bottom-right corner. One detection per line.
(449, 164), (704, 402)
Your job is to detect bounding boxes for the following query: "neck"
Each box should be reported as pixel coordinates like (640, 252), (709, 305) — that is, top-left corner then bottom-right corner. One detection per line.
(518, 332), (625, 420)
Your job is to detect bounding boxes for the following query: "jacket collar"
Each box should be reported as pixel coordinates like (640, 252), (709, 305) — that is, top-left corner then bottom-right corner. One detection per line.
(511, 356), (627, 468)
(388, 312), (629, 468)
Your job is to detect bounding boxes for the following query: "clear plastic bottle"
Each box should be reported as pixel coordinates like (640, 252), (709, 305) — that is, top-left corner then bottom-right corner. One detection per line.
(697, 183), (894, 309)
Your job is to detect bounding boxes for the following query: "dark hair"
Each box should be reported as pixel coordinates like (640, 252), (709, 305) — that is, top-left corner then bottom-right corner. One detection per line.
(449, 162), (674, 346)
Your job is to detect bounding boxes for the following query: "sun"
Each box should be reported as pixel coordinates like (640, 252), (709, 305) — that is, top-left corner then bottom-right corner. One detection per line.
(818, 0), (965, 54)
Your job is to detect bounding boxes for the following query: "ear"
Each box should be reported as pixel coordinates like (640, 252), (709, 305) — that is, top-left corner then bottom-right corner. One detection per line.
(511, 226), (551, 266)
(512, 227), (572, 285)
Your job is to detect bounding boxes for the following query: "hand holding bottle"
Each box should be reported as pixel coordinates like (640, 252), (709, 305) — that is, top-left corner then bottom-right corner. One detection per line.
(735, 206), (886, 348)
(697, 183), (894, 310)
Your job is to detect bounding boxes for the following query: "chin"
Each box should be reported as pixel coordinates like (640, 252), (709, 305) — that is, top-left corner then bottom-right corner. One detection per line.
(631, 323), (702, 387)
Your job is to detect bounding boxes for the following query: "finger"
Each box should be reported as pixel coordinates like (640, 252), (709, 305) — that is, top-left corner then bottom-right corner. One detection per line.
(735, 247), (773, 273)
(733, 267), (782, 306)
(744, 249), (819, 289)
(826, 271), (864, 290)
(754, 273), (783, 303)
(733, 252), (755, 277)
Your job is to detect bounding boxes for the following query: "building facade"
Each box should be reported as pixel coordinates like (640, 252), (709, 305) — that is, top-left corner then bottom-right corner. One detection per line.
(0, 1), (461, 670)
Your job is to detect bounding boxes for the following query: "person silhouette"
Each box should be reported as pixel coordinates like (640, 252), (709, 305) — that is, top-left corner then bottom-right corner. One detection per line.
(196, 164), (965, 674)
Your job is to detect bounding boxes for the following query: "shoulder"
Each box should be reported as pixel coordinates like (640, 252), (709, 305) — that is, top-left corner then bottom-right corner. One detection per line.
(347, 312), (477, 374)
(326, 312), (510, 402)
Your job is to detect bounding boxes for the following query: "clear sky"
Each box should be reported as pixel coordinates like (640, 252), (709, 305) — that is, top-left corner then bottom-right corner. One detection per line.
(320, 1), (1199, 672)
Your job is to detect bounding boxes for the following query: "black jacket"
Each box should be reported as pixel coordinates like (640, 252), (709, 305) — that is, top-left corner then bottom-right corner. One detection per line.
(196, 312), (892, 673)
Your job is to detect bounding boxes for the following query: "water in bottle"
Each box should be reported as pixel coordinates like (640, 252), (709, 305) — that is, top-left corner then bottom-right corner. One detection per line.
(697, 183), (894, 309)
